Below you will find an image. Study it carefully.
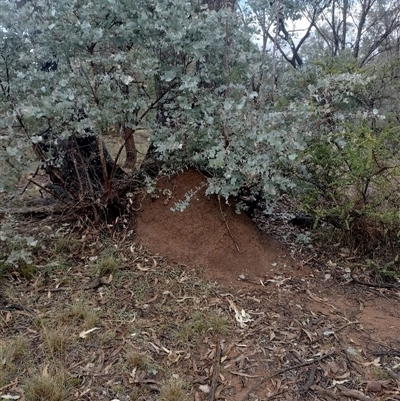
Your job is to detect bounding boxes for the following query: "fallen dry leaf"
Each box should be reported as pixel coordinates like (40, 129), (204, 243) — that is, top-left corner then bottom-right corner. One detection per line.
(79, 327), (100, 338)
(366, 380), (382, 393)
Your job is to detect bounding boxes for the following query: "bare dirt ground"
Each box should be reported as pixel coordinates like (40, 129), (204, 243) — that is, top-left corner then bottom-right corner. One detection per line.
(136, 169), (400, 400)
(1, 168), (400, 400)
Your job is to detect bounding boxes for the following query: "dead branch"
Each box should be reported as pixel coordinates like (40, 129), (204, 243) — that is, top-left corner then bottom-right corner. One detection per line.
(337, 384), (373, 401)
(351, 270), (400, 289)
(299, 364), (317, 394)
(218, 196), (240, 253)
(208, 340), (222, 401)
(239, 351), (335, 401)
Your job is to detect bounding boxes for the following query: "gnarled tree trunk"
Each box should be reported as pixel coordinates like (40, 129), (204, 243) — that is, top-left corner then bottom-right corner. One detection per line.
(33, 131), (127, 214)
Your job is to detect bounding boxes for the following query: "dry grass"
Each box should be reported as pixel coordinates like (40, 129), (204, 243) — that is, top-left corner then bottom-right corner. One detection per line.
(95, 254), (119, 277)
(159, 378), (188, 401)
(0, 215), (398, 400)
(42, 326), (70, 358)
(61, 301), (100, 329)
(0, 336), (28, 386)
(23, 367), (70, 401)
(125, 350), (153, 371)
(173, 310), (231, 344)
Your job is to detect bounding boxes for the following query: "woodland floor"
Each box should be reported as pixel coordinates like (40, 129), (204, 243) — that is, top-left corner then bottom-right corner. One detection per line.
(1, 163), (400, 400)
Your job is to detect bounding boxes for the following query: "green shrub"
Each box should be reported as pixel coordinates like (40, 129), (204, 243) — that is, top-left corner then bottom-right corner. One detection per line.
(298, 123), (400, 253)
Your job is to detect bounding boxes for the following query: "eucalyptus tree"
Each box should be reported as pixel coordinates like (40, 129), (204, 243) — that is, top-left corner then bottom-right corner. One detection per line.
(311, 0), (400, 65)
(247, 0), (332, 69)
(3, 0), (396, 227)
(0, 0), (304, 214)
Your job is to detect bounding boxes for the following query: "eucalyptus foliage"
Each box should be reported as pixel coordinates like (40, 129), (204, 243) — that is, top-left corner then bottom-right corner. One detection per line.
(0, 0), (303, 202)
(0, 0), (399, 222)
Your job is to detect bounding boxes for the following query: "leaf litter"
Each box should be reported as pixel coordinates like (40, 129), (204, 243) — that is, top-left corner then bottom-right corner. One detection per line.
(0, 216), (400, 400)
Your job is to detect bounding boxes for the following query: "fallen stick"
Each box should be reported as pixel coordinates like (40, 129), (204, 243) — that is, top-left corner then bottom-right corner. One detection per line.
(384, 367), (400, 382)
(299, 364), (317, 394)
(218, 196), (240, 253)
(208, 340), (222, 401)
(239, 351), (335, 401)
(337, 384), (373, 401)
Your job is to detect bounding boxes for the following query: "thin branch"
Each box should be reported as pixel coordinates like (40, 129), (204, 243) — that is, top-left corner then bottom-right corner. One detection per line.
(208, 340), (222, 401)
(218, 196), (240, 253)
(138, 80), (177, 123)
(239, 351), (335, 401)
(97, 137), (110, 190)
(7, 165), (40, 202)
(27, 178), (72, 207)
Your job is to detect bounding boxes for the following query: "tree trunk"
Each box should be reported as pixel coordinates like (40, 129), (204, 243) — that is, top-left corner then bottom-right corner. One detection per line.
(34, 132), (126, 204)
(116, 124), (137, 170)
(122, 127), (137, 170)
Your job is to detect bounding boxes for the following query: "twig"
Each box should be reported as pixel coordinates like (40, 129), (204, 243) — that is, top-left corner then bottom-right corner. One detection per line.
(230, 371), (263, 378)
(218, 196), (240, 253)
(336, 321), (360, 333)
(7, 165), (39, 201)
(28, 178), (72, 207)
(208, 340), (222, 401)
(337, 384), (373, 401)
(384, 367), (400, 382)
(311, 384), (339, 400)
(312, 321), (360, 344)
(239, 351), (334, 401)
(351, 270), (400, 289)
(299, 364), (317, 394)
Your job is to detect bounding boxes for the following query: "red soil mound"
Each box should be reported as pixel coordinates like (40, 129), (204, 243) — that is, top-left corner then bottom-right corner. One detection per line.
(136, 169), (295, 286)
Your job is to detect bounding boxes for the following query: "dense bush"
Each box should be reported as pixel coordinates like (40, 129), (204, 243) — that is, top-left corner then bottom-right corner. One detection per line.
(1, 0), (400, 256)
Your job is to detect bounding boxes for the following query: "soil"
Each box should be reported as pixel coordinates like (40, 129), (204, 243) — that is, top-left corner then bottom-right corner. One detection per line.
(137, 169), (400, 346)
(136, 170), (300, 285)
(2, 168), (400, 401)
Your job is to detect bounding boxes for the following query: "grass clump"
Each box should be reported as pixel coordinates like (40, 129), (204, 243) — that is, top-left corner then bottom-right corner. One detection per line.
(174, 310), (230, 344)
(126, 350), (153, 371)
(42, 327), (69, 358)
(96, 255), (119, 276)
(53, 237), (82, 255)
(62, 301), (99, 329)
(23, 368), (70, 401)
(0, 337), (29, 386)
(159, 378), (188, 401)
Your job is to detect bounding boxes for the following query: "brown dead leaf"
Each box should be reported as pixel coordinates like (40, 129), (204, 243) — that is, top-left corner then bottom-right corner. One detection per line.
(306, 289), (327, 303)
(302, 328), (314, 342)
(337, 384), (373, 401)
(329, 361), (341, 374)
(366, 380), (382, 393)
(358, 357), (380, 367)
(322, 360), (346, 379)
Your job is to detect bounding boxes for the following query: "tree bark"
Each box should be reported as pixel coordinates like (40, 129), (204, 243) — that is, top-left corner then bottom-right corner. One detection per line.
(116, 124), (137, 170)
(34, 132), (126, 203)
